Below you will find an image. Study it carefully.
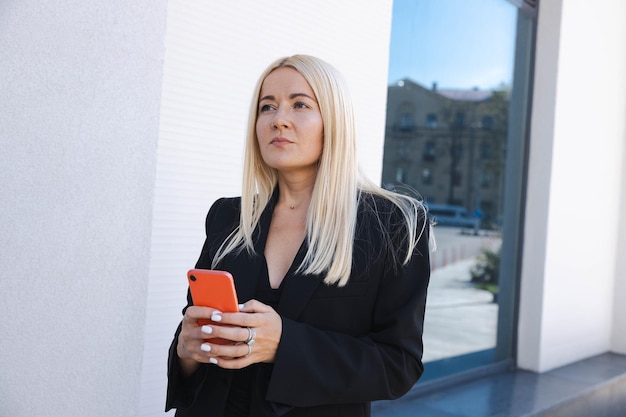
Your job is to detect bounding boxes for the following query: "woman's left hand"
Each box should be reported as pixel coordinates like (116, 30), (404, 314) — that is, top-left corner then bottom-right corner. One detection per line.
(202, 299), (282, 369)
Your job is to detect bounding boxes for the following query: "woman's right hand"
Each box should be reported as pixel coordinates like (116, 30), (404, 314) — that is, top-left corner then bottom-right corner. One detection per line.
(177, 304), (271, 375)
(176, 306), (223, 376)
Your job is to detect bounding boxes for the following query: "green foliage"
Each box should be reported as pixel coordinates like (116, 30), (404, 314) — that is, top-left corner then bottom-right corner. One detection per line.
(471, 247), (500, 302)
(470, 247), (500, 286)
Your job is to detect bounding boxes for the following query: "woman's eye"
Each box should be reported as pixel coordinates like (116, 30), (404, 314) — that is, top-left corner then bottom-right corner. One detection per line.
(294, 102), (309, 109)
(259, 104), (274, 112)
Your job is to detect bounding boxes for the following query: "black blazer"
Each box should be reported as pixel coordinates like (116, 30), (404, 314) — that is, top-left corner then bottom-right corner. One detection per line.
(166, 192), (430, 417)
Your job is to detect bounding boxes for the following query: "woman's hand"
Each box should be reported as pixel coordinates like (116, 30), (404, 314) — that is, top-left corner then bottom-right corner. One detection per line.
(176, 300), (282, 372)
(204, 299), (283, 369)
(176, 305), (224, 376)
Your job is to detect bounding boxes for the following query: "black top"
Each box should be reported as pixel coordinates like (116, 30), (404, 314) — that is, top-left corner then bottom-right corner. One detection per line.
(225, 258), (282, 416)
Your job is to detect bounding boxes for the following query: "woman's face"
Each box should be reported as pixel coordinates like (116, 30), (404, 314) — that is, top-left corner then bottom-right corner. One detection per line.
(256, 67), (324, 177)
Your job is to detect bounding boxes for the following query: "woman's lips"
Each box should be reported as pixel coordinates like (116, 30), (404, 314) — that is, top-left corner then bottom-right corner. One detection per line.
(270, 137), (293, 145)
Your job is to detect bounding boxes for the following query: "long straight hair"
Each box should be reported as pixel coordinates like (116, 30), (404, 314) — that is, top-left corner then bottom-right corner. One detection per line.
(212, 55), (427, 286)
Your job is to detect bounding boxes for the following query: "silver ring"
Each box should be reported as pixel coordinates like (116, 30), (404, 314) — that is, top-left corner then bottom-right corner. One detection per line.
(245, 327), (256, 345)
(245, 343), (252, 357)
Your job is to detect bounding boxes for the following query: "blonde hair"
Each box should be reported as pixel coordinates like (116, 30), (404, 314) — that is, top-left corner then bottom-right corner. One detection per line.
(212, 55), (427, 286)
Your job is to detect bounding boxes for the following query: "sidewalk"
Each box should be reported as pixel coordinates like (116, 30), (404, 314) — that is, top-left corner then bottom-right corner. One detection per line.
(423, 258), (498, 363)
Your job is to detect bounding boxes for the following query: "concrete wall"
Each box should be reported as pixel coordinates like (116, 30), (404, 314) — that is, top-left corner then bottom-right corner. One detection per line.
(518, 0), (626, 372)
(0, 1), (167, 416)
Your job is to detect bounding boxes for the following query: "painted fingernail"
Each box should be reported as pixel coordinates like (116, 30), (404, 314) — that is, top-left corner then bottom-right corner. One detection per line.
(238, 304), (244, 310)
(201, 325), (213, 334)
(211, 312), (222, 322)
(200, 343), (211, 352)
(209, 357), (218, 365)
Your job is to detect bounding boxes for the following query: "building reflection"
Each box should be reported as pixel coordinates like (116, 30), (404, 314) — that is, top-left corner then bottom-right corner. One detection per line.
(382, 79), (510, 230)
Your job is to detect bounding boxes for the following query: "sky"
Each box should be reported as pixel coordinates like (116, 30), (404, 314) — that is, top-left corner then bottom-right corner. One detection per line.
(388, 0), (518, 90)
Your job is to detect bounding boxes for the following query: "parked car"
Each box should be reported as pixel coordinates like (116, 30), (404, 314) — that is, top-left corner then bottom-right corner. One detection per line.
(425, 203), (480, 233)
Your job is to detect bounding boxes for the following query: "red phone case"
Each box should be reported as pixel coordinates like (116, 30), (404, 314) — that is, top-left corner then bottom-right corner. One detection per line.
(187, 269), (239, 312)
(187, 269), (239, 345)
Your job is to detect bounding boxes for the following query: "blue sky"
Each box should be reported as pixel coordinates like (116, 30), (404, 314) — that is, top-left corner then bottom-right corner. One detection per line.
(388, 0), (518, 89)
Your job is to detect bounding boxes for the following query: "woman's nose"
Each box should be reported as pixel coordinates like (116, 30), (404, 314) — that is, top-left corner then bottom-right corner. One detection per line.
(271, 108), (290, 129)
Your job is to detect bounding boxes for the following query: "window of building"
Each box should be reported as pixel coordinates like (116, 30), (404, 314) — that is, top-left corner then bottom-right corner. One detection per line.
(426, 113), (438, 128)
(396, 138), (410, 157)
(455, 142), (464, 160)
(480, 170), (492, 188)
(422, 168), (433, 185)
(395, 166), (406, 183)
(480, 142), (493, 159)
(399, 113), (414, 131)
(482, 115), (494, 130)
(423, 141), (436, 162)
(398, 102), (415, 131)
(382, 0), (537, 390)
(452, 168), (463, 186)
(454, 111), (465, 128)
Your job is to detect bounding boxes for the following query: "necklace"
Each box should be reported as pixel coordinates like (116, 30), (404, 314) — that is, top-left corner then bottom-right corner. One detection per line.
(289, 204), (295, 209)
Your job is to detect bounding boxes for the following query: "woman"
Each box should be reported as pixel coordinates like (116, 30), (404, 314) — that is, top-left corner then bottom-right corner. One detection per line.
(166, 55), (431, 417)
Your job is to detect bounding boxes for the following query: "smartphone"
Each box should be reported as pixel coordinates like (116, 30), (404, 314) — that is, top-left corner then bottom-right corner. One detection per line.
(187, 269), (239, 312)
(187, 269), (239, 345)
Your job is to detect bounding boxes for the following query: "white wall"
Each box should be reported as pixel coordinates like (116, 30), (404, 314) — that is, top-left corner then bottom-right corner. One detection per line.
(518, 0), (626, 372)
(0, 1), (393, 415)
(612, 110), (626, 354)
(139, 1), (394, 416)
(0, 1), (167, 416)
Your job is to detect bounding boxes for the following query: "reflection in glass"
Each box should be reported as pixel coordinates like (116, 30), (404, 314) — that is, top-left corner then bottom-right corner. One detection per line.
(383, 0), (519, 381)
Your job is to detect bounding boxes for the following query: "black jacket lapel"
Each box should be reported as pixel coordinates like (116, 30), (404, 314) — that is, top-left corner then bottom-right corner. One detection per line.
(277, 240), (325, 320)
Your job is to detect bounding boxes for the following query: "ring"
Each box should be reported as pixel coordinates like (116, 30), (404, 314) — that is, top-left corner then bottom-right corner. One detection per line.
(245, 343), (252, 357)
(245, 327), (256, 345)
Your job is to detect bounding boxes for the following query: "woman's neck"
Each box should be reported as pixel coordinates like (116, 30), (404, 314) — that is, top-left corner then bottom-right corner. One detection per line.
(276, 173), (316, 211)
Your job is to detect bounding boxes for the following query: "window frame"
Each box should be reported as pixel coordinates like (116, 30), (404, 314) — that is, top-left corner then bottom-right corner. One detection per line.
(380, 0), (538, 396)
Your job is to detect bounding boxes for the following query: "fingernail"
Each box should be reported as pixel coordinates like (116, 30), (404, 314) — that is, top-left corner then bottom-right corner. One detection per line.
(238, 304), (244, 310)
(200, 343), (211, 352)
(211, 312), (222, 322)
(201, 325), (213, 334)
(209, 357), (218, 365)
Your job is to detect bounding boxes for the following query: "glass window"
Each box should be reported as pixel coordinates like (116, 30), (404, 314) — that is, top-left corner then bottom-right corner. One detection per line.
(480, 142), (493, 159)
(480, 170), (492, 188)
(381, 0), (536, 388)
(395, 138), (409, 156)
(452, 168), (463, 186)
(395, 166), (406, 183)
(454, 142), (464, 160)
(482, 115), (494, 130)
(422, 168), (433, 185)
(400, 114), (413, 130)
(426, 113), (438, 128)
(398, 102), (416, 131)
(422, 141), (436, 162)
